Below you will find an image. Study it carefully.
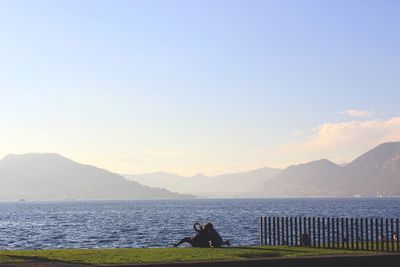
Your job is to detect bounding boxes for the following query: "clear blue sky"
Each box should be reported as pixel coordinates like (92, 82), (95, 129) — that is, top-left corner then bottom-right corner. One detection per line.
(0, 0), (399, 175)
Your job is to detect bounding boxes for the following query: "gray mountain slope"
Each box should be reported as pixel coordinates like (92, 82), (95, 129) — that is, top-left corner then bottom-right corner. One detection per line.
(339, 142), (400, 195)
(259, 141), (400, 197)
(12, 142), (397, 200)
(126, 167), (281, 197)
(260, 159), (342, 196)
(211, 167), (281, 195)
(128, 142), (400, 197)
(0, 153), (192, 200)
(125, 172), (189, 193)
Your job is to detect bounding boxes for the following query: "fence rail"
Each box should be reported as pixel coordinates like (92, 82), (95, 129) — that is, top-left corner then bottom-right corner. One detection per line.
(260, 216), (400, 252)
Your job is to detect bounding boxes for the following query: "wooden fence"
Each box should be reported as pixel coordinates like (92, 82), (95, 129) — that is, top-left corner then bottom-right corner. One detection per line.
(260, 216), (400, 252)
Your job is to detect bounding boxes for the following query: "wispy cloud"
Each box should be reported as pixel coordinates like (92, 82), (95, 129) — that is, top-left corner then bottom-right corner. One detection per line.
(339, 109), (376, 117)
(302, 118), (400, 150)
(280, 117), (400, 165)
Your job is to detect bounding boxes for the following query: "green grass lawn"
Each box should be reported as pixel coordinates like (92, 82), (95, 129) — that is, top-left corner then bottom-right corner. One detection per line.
(0, 246), (378, 266)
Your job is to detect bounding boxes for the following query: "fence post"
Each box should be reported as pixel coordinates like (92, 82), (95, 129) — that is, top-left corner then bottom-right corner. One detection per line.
(308, 217), (311, 247)
(280, 217), (283, 245)
(386, 218), (389, 252)
(281, 217), (285, 245)
(313, 217), (316, 247)
(303, 217), (307, 245)
(318, 217), (321, 248)
(290, 217), (293, 246)
(273, 217), (277, 245)
(365, 218), (369, 250)
(286, 217), (289, 245)
(336, 218), (339, 249)
(332, 217), (336, 248)
(274, 217), (279, 245)
(396, 218), (399, 252)
(351, 218), (354, 250)
(391, 218), (394, 252)
(380, 218), (384, 251)
(346, 218), (349, 249)
(268, 217), (271, 245)
(327, 217), (331, 248)
(370, 218), (374, 251)
(282, 217), (285, 246)
(376, 218), (379, 251)
(277, 216), (280, 245)
(322, 217), (325, 248)
(361, 218), (364, 250)
(299, 217), (303, 246)
(271, 217), (274, 246)
(341, 218), (345, 249)
(295, 217), (298, 246)
(260, 216), (264, 245)
(356, 218), (359, 250)
(333, 217), (336, 248)
(264, 217), (267, 246)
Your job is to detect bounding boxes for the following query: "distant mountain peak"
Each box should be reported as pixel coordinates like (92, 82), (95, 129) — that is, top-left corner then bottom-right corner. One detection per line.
(346, 141), (400, 170)
(365, 141), (400, 157)
(313, 158), (337, 165)
(259, 141), (400, 197)
(375, 141), (400, 147)
(0, 153), (192, 200)
(366, 141), (400, 154)
(287, 158), (338, 170)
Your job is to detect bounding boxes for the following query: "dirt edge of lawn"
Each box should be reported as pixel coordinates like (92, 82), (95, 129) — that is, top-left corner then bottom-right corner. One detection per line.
(1, 253), (399, 267)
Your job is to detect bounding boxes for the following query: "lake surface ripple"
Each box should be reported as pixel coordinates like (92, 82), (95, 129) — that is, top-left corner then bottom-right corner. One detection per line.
(0, 198), (399, 250)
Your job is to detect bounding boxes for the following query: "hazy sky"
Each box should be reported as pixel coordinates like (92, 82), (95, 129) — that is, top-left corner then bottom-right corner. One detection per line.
(1, 0), (400, 176)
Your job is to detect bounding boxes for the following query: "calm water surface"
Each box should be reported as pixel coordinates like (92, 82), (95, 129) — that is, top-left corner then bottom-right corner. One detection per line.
(0, 198), (399, 250)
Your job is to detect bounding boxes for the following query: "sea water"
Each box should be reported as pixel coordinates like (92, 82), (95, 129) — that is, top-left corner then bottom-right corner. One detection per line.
(0, 198), (399, 250)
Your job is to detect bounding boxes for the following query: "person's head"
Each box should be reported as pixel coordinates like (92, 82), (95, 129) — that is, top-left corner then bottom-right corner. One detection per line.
(204, 223), (214, 231)
(193, 222), (203, 231)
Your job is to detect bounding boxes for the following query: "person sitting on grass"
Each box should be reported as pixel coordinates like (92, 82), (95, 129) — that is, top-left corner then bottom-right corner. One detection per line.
(173, 222), (209, 247)
(204, 223), (230, 248)
(173, 222), (230, 248)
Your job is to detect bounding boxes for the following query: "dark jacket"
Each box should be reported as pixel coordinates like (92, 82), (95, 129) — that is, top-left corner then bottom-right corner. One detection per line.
(191, 223), (209, 248)
(208, 229), (223, 247)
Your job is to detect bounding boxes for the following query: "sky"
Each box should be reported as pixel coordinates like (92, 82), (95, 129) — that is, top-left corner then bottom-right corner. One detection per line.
(0, 0), (400, 176)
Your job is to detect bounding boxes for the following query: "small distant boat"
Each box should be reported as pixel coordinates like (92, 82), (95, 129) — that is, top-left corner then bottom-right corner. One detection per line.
(19, 199), (26, 202)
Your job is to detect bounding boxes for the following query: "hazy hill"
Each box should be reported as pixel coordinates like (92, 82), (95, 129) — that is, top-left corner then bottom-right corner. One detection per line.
(0, 153), (192, 200)
(9, 142), (398, 200)
(259, 159), (342, 196)
(126, 167), (281, 197)
(339, 142), (400, 196)
(128, 142), (400, 198)
(259, 141), (400, 197)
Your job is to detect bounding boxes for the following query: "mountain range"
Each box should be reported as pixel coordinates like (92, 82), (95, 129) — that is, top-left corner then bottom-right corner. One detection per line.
(128, 141), (400, 197)
(0, 153), (192, 200)
(260, 141), (400, 197)
(1, 141), (399, 200)
(126, 167), (280, 197)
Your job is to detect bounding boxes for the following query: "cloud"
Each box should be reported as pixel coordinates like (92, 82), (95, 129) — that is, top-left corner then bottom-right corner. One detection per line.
(339, 109), (376, 117)
(281, 117), (400, 164)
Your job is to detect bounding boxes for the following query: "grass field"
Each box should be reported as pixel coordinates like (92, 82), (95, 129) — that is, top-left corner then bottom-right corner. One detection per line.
(0, 246), (378, 265)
